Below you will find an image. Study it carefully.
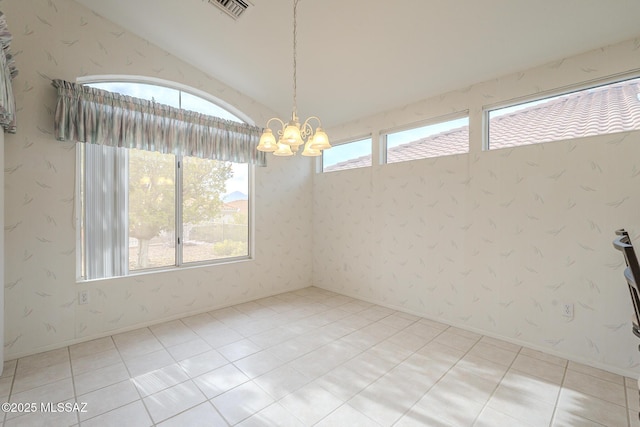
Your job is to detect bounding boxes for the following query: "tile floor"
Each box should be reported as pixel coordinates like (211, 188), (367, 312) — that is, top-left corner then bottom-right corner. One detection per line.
(0, 287), (637, 426)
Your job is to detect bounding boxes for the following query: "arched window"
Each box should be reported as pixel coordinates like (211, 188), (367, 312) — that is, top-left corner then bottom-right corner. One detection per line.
(77, 77), (252, 280)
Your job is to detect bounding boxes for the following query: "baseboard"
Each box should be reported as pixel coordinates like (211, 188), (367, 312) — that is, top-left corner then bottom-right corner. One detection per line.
(5, 283), (310, 361)
(312, 284), (640, 380)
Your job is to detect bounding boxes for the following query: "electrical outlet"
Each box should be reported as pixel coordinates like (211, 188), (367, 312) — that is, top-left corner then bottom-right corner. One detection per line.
(562, 302), (573, 318)
(78, 290), (89, 305)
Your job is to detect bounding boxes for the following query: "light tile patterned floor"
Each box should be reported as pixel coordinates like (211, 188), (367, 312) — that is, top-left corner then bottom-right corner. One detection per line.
(0, 287), (637, 426)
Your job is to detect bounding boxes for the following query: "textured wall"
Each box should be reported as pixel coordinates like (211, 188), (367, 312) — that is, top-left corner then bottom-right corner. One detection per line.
(315, 38), (640, 377)
(2, 0), (314, 359)
(4, 0), (640, 379)
(0, 129), (4, 370)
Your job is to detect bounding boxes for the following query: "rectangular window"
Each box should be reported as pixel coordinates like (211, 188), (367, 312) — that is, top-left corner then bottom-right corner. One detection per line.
(322, 137), (372, 172)
(128, 150), (176, 270)
(383, 115), (469, 164)
(81, 145), (250, 279)
(486, 76), (640, 149)
(181, 157), (249, 265)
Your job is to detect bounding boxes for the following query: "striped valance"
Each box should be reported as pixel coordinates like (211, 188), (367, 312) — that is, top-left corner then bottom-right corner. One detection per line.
(52, 79), (266, 166)
(0, 12), (17, 133)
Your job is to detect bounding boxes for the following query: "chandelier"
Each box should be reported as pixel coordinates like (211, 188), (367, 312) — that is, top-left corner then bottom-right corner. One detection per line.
(256, 0), (331, 157)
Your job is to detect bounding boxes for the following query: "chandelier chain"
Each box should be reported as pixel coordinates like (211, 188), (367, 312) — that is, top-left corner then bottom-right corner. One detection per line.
(292, 0), (298, 117)
(256, 0), (330, 156)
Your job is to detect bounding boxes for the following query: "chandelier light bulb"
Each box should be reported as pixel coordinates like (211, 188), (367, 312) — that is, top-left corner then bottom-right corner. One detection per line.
(301, 140), (322, 157)
(273, 140), (294, 156)
(310, 128), (330, 150)
(282, 120), (303, 148)
(256, 128), (277, 152)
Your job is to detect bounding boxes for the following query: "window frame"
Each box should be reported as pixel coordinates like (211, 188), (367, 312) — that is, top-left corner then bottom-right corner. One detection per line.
(380, 111), (470, 164)
(77, 75), (255, 126)
(76, 76), (255, 281)
(483, 71), (640, 151)
(321, 135), (373, 173)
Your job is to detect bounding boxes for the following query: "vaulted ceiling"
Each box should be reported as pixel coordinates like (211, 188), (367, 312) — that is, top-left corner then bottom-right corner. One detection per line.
(75, 0), (640, 127)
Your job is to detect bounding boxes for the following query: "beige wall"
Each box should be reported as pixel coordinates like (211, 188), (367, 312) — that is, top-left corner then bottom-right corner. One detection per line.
(4, 0), (640, 379)
(0, 129), (4, 370)
(3, 0), (314, 359)
(315, 38), (640, 377)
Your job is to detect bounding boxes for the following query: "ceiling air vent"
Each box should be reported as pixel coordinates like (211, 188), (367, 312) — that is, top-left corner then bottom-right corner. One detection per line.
(209, 0), (251, 19)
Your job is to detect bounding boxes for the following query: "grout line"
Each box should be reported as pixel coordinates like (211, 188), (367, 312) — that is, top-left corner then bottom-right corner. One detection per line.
(1, 361), (17, 425)
(6, 288), (636, 426)
(235, 302), (415, 424)
(66, 346), (81, 427)
(370, 327), (453, 425)
(407, 328), (483, 424)
(110, 332), (157, 426)
(308, 318), (428, 424)
(469, 343), (524, 426)
(546, 349), (567, 427)
(624, 384), (631, 427)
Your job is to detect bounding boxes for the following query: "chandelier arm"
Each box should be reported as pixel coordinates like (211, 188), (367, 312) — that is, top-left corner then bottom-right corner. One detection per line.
(264, 117), (288, 140)
(299, 121), (313, 140)
(265, 117), (286, 130)
(299, 116), (320, 138)
(301, 116), (323, 128)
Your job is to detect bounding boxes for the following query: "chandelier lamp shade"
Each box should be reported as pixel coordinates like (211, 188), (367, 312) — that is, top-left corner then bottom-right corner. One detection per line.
(257, 0), (331, 157)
